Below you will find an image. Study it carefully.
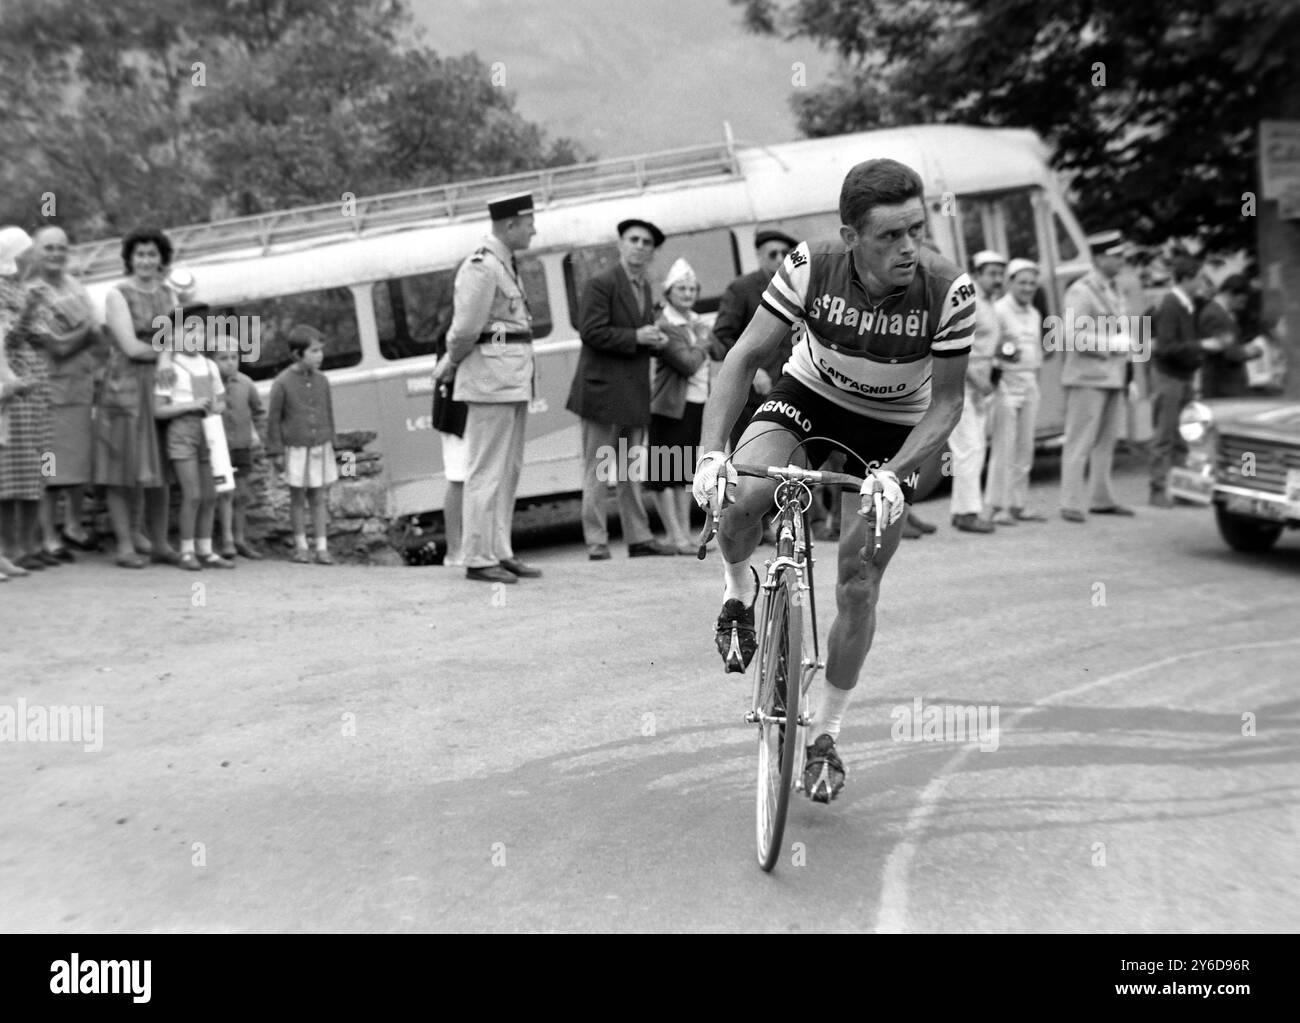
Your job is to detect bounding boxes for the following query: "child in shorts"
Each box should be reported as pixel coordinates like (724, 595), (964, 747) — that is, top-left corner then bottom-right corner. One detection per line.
(154, 343), (233, 571)
(266, 325), (337, 564)
(213, 340), (267, 559)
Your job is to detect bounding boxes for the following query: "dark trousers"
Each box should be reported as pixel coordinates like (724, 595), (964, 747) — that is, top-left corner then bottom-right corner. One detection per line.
(1149, 366), (1194, 494)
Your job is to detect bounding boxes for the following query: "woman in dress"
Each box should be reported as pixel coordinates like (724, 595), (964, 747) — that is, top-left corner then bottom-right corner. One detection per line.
(645, 258), (713, 553)
(23, 226), (101, 558)
(92, 227), (181, 568)
(0, 226), (52, 576)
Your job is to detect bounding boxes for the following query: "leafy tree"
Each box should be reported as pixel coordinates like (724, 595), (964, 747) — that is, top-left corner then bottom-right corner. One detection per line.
(732, 0), (1300, 248)
(0, 0), (581, 241)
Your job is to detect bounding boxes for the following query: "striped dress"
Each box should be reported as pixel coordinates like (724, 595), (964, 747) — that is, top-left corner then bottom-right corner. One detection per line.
(0, 278), (52, 501)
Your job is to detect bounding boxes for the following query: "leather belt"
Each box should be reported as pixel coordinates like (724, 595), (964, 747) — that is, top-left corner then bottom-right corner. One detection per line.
(475, 331), (533, 345)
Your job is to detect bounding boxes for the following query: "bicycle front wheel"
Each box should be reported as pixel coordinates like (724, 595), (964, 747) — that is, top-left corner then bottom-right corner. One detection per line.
(754, 567), (803, 872)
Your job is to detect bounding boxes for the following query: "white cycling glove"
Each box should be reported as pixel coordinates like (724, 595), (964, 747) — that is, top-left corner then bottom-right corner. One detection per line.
(859, 468), (906, 526)
(692, 450), (738, 510)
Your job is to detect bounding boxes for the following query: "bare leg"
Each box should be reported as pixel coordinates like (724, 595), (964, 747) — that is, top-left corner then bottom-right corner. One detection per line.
(232, 478), (250, 544)
(63, 485), (88, 543)
(218, 490), (235, 548)
(18, 500), (41, 558)
(310, 487), (328, 548)
(289, 487), (307, 546)
(674, 486), (694, 548)
(196, 467), (217, 548)
(823, 491), (905, 692)
(145, 484), (174, 556)
(172, 459), (201, 548)
(715, 421), (799, 582)
(0, 499), (17, 559)
(39, 489), (59, 551)
(106, 486), (136, 557)
(129, 486), (151, 553)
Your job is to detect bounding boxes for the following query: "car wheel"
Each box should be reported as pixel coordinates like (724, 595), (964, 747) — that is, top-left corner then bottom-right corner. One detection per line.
(1215, 506), (1283, 552)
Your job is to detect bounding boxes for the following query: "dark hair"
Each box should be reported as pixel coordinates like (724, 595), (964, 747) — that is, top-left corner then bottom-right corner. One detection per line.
(1219, 273), (1249, 296)
(121, 227), (173, 275)
(288, 324), (324, 357)
(839, 159), (924, 233)
(1171, 255), (1202, 283)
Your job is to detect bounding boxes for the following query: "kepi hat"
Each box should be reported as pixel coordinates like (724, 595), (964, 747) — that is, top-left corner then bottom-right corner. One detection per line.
(1005, 258), (1039, 280)
(662, 257), (698, 293)
(972, 249), (1007, 270)
(1087, 229), (1126, 256)
(488, 193), (535, 221)
(755, 229), (797, 250)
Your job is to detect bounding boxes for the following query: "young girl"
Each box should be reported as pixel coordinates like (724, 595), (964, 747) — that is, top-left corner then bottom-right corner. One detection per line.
(266, 325), (337, 564)
(154, 329), (233, 570)
(213, 340), (267, 559)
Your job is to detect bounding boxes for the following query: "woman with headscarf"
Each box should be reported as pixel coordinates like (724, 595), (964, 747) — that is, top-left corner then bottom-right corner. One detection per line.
(92, 227), (182, 568)
(23, 225), (101, 558)
(0, 226), (53, 575)
(645, 258), (712, 553)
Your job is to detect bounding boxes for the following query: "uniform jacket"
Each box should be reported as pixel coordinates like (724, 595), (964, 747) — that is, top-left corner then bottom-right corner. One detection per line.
(1061, 269), (1129, 389)
(1151, 289), (1202, 380)
(447, 234), (534, 404)
(566, 263), (656, 426)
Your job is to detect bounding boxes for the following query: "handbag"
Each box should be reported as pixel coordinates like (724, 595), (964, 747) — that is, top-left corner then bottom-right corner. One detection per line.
(432, 377), (467, 437)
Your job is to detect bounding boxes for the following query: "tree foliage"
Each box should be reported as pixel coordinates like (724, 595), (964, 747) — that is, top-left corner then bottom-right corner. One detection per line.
(0, 0), (582, 241)
(732, 0), (1300, 248)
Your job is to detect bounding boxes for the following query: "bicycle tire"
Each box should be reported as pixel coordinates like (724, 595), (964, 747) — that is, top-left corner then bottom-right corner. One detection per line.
(755, 566), (803, 872)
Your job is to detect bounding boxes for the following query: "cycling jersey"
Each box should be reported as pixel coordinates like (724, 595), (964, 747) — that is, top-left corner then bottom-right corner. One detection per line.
(761, 240), (976, 425)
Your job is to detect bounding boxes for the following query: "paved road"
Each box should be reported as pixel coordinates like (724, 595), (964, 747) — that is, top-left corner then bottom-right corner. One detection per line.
(2, 463), (1298, 932)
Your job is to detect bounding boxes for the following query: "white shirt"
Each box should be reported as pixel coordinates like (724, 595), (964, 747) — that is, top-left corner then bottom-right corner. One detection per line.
(156, 352), (224, 408)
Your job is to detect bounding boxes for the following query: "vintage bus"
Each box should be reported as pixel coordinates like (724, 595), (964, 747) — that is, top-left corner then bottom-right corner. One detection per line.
(70, 124), (1098, 520)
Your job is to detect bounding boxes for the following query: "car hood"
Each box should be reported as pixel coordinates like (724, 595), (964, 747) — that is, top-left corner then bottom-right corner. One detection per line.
(1213, 399), (1300, 445)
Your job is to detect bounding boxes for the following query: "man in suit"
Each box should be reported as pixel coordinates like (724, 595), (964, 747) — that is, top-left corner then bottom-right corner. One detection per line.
(714, 229), (798, 450)
(566, 218), (676, 559)
(433, 192), (542, 584)
(1059, 231), (1137, 522)
(1149, 254), (1213, 507)
(1197, 274), (1257, 398)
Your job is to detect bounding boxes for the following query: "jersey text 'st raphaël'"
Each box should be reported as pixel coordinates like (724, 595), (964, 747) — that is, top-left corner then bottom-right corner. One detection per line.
(761, 240), (976, 425)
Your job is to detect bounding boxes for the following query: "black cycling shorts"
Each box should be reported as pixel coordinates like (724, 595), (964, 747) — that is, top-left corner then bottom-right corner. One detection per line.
(743, 375), (919, 501)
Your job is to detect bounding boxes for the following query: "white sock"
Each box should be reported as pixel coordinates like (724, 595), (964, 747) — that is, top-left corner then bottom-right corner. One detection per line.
(315, 536), (328, 552)
(196, 538), (213, 557)
(295, 534), (308, 550)
(180, 539), (196, 555)
(814, 679), (854, 739)
(723, 560), (756, 603)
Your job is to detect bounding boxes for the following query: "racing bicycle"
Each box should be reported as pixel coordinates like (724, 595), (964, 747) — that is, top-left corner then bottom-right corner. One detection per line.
(697, 461), (884, 872)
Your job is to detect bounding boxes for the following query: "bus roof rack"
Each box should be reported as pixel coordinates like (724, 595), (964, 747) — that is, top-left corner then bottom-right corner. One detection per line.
(67, 138), (743, 280)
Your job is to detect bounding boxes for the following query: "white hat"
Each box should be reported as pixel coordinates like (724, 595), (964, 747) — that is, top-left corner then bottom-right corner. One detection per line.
(0, 226), (33, 276)
(1005, 258), (1039, 280)
(972, 249), (1007, 270)
(662, 257), (698, 293)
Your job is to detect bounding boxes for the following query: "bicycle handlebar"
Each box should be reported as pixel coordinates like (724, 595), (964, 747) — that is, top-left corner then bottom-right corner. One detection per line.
(695, 462), (888, 562)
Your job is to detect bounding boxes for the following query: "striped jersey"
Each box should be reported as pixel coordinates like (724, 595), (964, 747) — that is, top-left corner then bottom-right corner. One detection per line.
(761, 240), (976, 424)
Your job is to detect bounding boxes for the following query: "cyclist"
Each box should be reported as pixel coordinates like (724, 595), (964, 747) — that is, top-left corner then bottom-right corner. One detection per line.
(692, 158), (974, 803)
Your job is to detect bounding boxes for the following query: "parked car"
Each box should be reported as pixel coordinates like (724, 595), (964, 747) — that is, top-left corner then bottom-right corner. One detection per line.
(1180, 398), (1300, 551)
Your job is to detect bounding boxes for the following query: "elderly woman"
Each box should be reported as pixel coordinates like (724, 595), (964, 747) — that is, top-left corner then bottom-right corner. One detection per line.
(645, 258), (713, 553)
(987, 258), (1047, 523)
(92, 227), (181, 568)
(0, 226), (53, 576)
(23, 226), (101, 558)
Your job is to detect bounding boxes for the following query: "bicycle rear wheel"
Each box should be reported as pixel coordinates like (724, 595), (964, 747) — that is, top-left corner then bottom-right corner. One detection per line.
(754, 567), (803, 872)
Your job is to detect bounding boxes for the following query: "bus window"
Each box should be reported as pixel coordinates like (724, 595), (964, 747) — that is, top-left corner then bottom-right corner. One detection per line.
(650, 227), (737, 314)
(771, 212), (842, 248)
(1002, 190), (1039, 263)
(1054, 211), (1080, 261)
(564, 244), (620, 325)
(373, 258), (552, 361)
(209, 286), (361, 382)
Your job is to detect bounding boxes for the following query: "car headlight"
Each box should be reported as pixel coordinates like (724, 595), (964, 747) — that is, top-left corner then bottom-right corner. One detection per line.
(1179, 400), (1214, 444)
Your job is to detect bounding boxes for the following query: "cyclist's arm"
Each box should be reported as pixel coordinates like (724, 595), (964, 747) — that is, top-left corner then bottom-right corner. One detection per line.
(699, 306), (788, 455)
(878, 351), (968, 481)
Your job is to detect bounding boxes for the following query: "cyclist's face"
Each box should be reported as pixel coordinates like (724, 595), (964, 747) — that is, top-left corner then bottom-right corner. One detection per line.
(843, 198), (926, 291)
